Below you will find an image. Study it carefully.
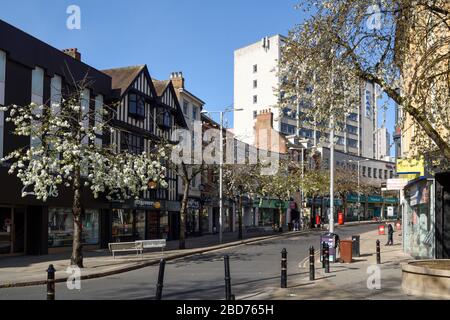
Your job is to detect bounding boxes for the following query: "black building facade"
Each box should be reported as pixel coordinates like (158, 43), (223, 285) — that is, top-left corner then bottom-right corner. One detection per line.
(0, 19), (112, 255)
(0, 19), (187, 256)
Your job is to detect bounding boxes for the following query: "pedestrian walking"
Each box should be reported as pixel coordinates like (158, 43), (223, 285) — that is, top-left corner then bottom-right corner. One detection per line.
(386, 224), (394, 246)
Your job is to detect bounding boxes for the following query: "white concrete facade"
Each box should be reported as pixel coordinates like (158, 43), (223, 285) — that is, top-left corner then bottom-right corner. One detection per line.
(233, 35), (380, 159)
(375, 127), (391, 160)
(234, 35), (284, 145)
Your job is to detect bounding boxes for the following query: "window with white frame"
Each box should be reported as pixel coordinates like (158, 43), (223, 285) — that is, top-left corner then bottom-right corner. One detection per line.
(31, 67), (44, 149)
(0, 50), (6, 159)
(50, 75), (62, 114)
(94, 95), (104, 146)
(192, 105), (198, 120)
(81, 89), (90, 145)
(183, 100), (189, 116)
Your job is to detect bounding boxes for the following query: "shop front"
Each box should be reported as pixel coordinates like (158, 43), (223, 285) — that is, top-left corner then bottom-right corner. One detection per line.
(0, 206), (26, 255)
(0, 168), (111, 256)
(306, 198), (344, 224)
(346, 195), (399, 221)
(107, 199), (167, 244)
(253, 199), (289, 229)
(186, 198), (201, 237)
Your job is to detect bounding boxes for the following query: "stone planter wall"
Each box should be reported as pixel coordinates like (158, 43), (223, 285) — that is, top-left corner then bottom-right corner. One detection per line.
(402, 260), (450, 299)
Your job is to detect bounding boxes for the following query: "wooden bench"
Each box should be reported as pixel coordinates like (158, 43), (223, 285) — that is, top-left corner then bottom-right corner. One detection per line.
(136, 239), (166, 256)
(108, 242), (144, 259)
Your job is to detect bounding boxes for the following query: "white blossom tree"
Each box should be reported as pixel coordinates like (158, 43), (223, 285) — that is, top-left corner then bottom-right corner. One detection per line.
(280, 0), (450, 165)
(0, 88), (168, 268)
(223, 163), (262, 239)
(257, 159), (299, 231)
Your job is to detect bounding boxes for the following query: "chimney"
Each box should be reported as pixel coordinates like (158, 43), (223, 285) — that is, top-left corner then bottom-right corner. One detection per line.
(170, 71), (184, 90)
(62, 48), (81, 61)
(255, 109), (274, 130)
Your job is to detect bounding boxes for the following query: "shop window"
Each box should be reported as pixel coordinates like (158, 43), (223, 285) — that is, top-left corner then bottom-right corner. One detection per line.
(0, 208), (11, 254)
(48, 208), (99, 247)
(111, 209), (145, 242)
(0, 50), (5, 159)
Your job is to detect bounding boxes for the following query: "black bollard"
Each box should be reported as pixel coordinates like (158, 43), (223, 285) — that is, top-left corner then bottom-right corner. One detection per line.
(309, 246), (315, 281)
(224, 255), (232, 300)
(155, 259), (166, 300)
(376, 240), (381, 264)
(321, 242), (326, 269)
(281, 248), (287, 288)
(324, 243), (330, 274)
(47, 264), (56, 300)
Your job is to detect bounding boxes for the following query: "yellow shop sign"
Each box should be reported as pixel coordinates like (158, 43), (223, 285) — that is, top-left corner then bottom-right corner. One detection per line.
(396, 158), (425, 180)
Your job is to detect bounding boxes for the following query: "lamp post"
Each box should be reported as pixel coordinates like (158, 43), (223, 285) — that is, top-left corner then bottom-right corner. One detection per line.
(289, 141), (313, 224)
(201, 107), (243, 244)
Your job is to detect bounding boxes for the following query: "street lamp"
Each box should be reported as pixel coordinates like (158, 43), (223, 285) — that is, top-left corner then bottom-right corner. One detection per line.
(201, 107), (243, 244)
(289, 141), (314, 223)
(348, 159), (370, 221)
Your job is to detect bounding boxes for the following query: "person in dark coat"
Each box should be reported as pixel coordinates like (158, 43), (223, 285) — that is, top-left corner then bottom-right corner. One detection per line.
(386, 224), (394, 246)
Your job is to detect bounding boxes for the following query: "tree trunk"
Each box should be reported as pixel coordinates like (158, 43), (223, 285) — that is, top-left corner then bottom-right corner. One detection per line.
(179, 181), (190, 250)
(71, 167), (84, 268)
(279, 206), (284, 233)
(238, 196), (243, 240)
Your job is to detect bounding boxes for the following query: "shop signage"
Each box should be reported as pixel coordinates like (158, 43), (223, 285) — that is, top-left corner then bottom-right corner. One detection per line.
(110, 199), (161, 210)
(347, 195), (398, 204)
(188, 199), (201, 210)
(396, 158), (425, 180)
(134, 200), (160, 209)
(386, 179), (408, 191)
(21, 184), (59, 198)
(367, 195), (383, 203)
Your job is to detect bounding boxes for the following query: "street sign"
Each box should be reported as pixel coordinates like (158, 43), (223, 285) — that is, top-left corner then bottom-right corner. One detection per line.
(386, 179), (408, 191)
(387, 207), (394, 217)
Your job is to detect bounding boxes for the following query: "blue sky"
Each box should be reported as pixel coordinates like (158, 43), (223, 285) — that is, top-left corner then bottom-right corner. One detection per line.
(0, 0), (395, 155)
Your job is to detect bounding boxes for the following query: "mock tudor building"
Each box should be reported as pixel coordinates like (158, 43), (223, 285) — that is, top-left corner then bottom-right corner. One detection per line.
(101, 66), (188, 243)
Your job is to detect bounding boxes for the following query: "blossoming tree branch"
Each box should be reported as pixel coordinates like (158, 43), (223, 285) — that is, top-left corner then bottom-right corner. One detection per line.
(0, 85), (168, 268)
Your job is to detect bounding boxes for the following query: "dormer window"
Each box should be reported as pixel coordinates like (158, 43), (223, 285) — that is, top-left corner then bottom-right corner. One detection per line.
(157, 108), (172, 129)
(129, 93), (145, 118)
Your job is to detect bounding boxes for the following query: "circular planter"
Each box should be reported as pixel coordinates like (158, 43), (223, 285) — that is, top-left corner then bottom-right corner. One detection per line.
(402, 260), (450, 299)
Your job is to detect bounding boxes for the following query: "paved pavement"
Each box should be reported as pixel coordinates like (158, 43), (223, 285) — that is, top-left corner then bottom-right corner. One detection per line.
(0, 223), (379, 300)
(0, 221), (376, 288)
(241, 225), (423, 300)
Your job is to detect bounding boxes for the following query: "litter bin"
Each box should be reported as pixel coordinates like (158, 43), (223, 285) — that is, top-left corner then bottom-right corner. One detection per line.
(352, 235), (360, 257)
(340, 240), (353, 263)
